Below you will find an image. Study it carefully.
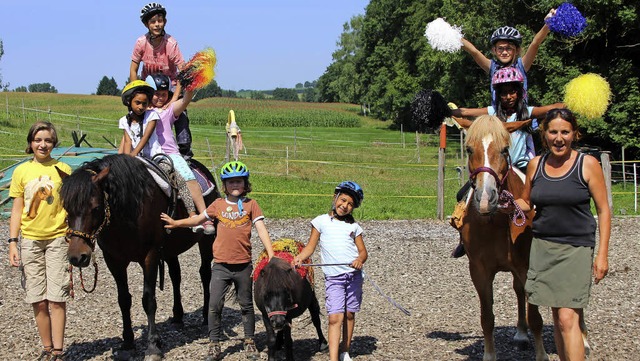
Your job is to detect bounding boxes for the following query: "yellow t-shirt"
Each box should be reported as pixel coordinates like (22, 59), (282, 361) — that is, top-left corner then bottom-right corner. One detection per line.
(9, 159), (72, 240)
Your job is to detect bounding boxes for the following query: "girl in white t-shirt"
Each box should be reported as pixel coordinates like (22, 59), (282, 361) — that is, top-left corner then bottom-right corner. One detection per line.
(293, 181), (368, 361)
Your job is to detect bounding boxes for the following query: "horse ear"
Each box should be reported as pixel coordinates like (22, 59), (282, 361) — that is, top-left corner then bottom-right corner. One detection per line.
(92, 167), (110, 184)
(55, 166), (69, 179)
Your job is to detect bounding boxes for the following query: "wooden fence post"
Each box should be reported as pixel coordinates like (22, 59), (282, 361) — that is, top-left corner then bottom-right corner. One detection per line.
(600, 151), (613, 211)
(437, 123), (446, 220)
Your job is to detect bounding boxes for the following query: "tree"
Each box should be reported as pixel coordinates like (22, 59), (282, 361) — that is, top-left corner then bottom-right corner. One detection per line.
(28, 83), (57, 93)
(303, 87), (317, 102)
(251, 91), (266, 100)
(96, 76), (119, 95)
(295, 82), (304, 89)
(192, 80), (222, 101)
(14, 86), (27, 92)
(304, 81), (312, 88)
(272, 88), (299, 101)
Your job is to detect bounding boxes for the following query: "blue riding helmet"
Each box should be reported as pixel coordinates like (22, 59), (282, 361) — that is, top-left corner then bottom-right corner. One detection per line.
(220, 161), (250, 180)
(335, 181), (364, 208)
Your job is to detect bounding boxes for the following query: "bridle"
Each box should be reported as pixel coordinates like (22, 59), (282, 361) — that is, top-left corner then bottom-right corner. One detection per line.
(468, 152), (511, 190)
(65, 181), (111, 251)
(267, 303), (298, 318)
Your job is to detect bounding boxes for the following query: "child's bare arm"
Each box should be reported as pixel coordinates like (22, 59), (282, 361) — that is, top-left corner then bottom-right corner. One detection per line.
(461, 38), (491, 74)
(172, 89), (194, 117)
(254, 219), (274, 259)
(451, 107), (489, 118)
(293, 226), (320, 266)
(522, 9), (555, 71)
(131, 119), (157, 157)
(351, 234), (368, 270)
(160, 212), (206, 229)
(130, 61), (140, 83)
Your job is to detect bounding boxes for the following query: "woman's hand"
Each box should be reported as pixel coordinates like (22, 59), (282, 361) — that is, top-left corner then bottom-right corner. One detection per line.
(593, 253), (608, 284)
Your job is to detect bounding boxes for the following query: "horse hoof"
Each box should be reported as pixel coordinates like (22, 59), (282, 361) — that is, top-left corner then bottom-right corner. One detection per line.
(144, 354), (163, 361)
(319, 341), (329, 353)
(168, 318), (185, 331)
(113, 349), (133, 360)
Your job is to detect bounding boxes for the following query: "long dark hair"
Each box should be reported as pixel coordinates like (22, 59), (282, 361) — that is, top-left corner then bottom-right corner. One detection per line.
(493, 82), (529, 122)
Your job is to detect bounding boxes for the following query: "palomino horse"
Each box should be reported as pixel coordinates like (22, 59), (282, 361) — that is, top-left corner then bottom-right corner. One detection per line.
(458, 115), (548, 361)
(60, 154), (219, 361)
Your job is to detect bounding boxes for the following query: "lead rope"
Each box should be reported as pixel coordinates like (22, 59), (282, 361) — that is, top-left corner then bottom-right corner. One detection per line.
(498, 190), (526, 227)
(68, 254), (98, 299)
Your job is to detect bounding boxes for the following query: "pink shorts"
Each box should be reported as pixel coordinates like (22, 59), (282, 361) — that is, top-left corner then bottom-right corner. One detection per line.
(324, 270), (363, 315)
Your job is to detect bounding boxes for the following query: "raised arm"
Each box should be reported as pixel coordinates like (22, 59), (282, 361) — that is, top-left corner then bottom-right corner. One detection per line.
(530, 103), (565, 119)
(522, 9), (555, 71)
(461, 38), (491, 73)
(451, 107), (489, 118)
(172, 89), (193, 117)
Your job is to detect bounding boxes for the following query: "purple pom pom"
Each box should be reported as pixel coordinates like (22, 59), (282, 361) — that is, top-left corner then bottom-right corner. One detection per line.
(546, 2), (587, 37)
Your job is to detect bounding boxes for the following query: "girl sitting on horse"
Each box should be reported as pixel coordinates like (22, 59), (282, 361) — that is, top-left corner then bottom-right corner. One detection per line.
(161, 161), (274, 361)
(449, 67), (564, 258)
(293, 181), (369, 361)
(8, 121), (73, 360)
(118, 80), (199, 221)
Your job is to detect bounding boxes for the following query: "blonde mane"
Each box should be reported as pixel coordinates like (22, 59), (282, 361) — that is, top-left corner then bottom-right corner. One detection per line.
(465, 115), (511, 150)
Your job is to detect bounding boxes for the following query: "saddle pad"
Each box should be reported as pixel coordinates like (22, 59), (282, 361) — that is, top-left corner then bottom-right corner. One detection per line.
(191, 165), (216, 196)
(136, 157), (172, 197)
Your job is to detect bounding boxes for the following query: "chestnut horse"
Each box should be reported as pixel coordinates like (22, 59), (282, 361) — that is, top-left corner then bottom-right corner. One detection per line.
(60, 154), (219, 361)
(458, 115), (547, 361)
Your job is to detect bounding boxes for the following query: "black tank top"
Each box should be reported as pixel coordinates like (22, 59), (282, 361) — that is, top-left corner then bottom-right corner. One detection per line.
(530, 152), (596, 247)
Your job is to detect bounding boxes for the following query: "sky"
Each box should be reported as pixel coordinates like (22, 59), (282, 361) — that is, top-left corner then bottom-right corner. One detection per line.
(0, 0), (369, 95)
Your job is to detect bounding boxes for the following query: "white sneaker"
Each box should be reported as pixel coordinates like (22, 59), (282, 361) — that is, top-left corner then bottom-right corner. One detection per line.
(339, 352), (352, 361)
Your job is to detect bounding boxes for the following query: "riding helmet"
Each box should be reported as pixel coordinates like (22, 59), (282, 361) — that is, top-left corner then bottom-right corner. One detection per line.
(140, 3), (167, 24)
(490, 26), (522, 46)
(145, 73), (171, 92)
(335, 181), (364, 208)
(491, 67), (524, 87)
(220, 161), (250, 180)
(121, 80), (155, 106)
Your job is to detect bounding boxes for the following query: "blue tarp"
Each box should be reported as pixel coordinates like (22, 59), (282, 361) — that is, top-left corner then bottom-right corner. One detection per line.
(0, 147), (116, 218)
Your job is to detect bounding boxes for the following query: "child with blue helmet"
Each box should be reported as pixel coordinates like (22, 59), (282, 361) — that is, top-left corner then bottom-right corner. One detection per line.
(293, 181), (368, 361)
(161, 161), (274, 360)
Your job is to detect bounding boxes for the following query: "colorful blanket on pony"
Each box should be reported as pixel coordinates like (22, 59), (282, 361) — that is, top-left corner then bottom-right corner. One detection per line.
(253, 238), (314, 285)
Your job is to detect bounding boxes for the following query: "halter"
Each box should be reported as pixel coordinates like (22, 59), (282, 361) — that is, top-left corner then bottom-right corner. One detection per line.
(467, 154), (526, 226)
(267, 304), (298, 318)
(65, 190), (111, 251)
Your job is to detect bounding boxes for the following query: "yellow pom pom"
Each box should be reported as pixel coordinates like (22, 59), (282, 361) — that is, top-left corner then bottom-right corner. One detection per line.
(564, 73), (611, 119)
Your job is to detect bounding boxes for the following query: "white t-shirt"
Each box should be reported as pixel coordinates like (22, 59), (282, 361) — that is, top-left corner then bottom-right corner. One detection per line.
(118, 110), (161, 158)
(311, 213), (363, 277)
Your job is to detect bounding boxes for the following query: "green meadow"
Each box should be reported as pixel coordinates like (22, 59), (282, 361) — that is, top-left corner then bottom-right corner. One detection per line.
(1, 92), (636, 219)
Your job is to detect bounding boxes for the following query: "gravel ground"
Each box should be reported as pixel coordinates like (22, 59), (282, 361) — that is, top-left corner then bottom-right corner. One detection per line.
(0, 218), (638, 361)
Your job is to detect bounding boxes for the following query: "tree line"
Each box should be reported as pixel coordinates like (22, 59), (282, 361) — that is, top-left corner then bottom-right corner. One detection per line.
(316, 0), (640, 158)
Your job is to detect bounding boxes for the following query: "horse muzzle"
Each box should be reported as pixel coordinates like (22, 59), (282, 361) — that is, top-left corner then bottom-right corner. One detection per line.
(268, 311), (289, 331)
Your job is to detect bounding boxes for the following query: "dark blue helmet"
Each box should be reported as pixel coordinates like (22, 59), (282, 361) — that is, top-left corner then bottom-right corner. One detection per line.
(335, 181), (364, 208)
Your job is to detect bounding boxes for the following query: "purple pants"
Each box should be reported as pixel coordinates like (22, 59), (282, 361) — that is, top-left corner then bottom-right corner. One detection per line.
(324, 270), (363, 315)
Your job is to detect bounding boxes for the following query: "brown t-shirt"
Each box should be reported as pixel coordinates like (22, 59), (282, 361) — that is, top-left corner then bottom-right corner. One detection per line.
(206, 197), (264, 264)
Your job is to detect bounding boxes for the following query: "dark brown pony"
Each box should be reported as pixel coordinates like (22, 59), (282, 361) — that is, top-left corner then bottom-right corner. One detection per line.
(458, 115), (548, 361)
(254, 257), (328, 361)
(60, 154), (219, 361)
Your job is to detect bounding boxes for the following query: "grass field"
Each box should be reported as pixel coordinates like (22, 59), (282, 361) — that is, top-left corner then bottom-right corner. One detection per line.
(1, 92), (637, 219)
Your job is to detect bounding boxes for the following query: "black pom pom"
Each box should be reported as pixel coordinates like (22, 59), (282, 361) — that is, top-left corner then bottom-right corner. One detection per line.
(411, 89), (451, 133)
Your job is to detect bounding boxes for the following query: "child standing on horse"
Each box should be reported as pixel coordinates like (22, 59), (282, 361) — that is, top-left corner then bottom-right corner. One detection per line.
(8, 121), (73, 361)
(131, 2), (194, 159)
(293, 181), (369, 361)
(161, 161), (274, 361)
(461, 9), (555, 106)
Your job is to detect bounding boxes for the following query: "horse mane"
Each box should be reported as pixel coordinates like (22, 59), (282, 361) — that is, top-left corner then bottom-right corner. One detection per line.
(61, 154), (154, 228)
(260, 257), (300, 291)
(465, 115), (511, 150)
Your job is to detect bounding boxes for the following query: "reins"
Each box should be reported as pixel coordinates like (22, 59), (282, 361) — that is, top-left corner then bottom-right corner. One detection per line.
(299, 263), (411, 316)
(68, 258), (98, 298)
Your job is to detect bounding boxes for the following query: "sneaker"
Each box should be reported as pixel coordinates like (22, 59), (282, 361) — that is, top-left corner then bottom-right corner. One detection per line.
(243, 339), (259, 360)
(339, 352), (353, 361)
(204, 342), (222, 361)
(203, 220), (215, 235)
(451, 243), (466, 258)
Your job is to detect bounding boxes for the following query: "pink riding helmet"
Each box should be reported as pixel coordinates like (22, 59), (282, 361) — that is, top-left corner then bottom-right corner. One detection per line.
(491, 67), (525, 87)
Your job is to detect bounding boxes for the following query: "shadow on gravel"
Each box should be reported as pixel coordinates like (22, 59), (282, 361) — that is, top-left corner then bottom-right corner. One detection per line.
(427, 324), (557, 360)
(64, 305), (244, 360)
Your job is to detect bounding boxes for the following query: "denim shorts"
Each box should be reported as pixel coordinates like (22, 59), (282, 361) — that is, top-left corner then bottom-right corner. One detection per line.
(324, 270), (363, 315)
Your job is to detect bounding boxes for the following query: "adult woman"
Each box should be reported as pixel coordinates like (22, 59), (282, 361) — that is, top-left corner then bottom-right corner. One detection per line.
(8, 121), (72, 360)
(515, 108), (610, 360)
